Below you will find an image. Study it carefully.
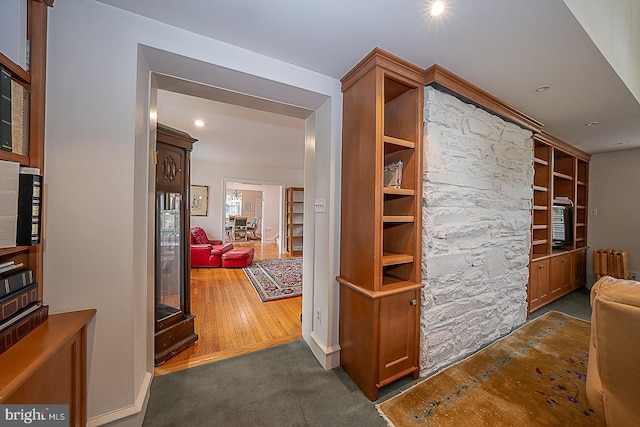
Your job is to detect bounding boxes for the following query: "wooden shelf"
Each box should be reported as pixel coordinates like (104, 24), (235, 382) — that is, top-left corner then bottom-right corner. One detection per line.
(533, 205), (548, 211)
(382, 215), (414, 223)
(0, 151), (30, 166)
(533, 185), (548, 192)
(382, 253), (413, 266)
(532, 224), (547, 230)
(0, 246), (30, 257)
(532, 239), (548, 246)
(383, 135), (415, 149)
(534, 157), (548, 166)
(553, 198), (573, 205)
(0, 52), (30, 84)
(553, 171), (573, 180)
(383, 187), (415, 196)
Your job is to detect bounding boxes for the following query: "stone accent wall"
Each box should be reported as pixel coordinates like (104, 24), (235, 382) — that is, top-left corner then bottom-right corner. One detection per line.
(420, 86), (533, 376)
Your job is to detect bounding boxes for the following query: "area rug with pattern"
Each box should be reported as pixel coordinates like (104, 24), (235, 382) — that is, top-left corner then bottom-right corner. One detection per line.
(243, 257), (302, 302)
(377, 311), (604, 427)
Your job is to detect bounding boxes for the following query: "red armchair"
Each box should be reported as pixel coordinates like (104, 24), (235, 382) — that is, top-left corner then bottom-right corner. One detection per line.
(190, 227), (233, 267)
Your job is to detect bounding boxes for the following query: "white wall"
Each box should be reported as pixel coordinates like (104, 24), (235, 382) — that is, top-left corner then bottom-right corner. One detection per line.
(586, 148), (640, 285)
(45, 0), (341, 424)
(564, 0), (640, 104)
(190, 160), (302, 242)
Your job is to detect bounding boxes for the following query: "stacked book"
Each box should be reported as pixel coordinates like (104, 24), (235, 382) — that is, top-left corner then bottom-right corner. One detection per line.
(0, 265), (48, 355)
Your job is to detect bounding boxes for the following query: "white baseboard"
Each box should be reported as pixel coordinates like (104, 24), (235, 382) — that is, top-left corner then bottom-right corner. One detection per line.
(307, 331), (340, 369)
(87, 372), (152, 427)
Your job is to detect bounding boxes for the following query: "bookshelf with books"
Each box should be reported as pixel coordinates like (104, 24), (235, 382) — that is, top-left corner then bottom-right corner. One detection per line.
(0, 0), (49, 355)
(0, 0), (48, 299)
(1, 2), (95, 424)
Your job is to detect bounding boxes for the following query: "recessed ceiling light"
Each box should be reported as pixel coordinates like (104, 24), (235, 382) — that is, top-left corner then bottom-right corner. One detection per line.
(585, 121), (599, 127)
(194, 120), (205, 127)
(614, 141), (626, 146)
(535, 85), (551, 93)
(429, 0), (446, 17)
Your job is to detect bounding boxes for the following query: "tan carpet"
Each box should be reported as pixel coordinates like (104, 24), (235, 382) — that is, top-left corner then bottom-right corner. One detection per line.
(377, 311), (604, 426)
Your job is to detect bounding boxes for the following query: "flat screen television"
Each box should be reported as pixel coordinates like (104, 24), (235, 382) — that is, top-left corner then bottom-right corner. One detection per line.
(552, 204), (573, 248)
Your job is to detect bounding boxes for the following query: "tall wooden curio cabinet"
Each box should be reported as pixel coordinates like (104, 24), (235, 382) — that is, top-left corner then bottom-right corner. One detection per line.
(154, 123), (198, 365)
(337, 49), (424, 401)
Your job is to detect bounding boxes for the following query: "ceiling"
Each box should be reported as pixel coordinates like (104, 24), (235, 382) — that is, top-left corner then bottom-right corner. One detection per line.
(98, 0), (640, 157)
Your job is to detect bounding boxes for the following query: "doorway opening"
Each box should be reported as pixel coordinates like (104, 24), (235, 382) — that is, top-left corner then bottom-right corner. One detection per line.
(153, 92), (306, 374)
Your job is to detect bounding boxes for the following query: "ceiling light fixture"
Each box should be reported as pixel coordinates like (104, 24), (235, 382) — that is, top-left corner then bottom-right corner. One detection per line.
(429, 0), (446, 17)
(614, 141), (626, 146)
(585, 121), (599, 127)
(194, 120), (205, 127)
(535, 85), (551, 93)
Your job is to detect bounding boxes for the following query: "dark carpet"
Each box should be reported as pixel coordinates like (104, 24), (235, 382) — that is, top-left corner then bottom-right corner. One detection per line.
(142, 340), (386, 427)
(143, 288), (593, 426)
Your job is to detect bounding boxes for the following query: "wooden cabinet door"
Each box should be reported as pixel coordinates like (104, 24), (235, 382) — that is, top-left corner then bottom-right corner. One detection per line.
(550, 254), (572, 297)
(529, 259), (550, 312)
(572, 250), (586, 289)
(378, 290), (418, 383)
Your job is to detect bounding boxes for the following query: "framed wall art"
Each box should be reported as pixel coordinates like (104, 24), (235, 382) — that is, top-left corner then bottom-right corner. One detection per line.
(190, 185), (208, 216)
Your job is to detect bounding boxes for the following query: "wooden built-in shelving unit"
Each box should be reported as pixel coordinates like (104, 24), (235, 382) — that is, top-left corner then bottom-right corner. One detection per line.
(285, 187), (304, 256)
(337, 49), (424, 401)
(336, 47), (593, 400)
(0, 2), (95, 423)
(528, 132), (590, 313)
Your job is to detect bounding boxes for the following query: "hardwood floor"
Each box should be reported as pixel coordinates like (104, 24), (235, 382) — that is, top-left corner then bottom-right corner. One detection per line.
(154, 242), (302, 376)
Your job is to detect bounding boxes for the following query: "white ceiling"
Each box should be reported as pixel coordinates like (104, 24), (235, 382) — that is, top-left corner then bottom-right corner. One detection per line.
(98, 0), (640, 157)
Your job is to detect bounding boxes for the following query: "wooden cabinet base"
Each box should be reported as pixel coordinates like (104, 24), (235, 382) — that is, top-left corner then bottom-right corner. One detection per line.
(338, 279), (421, 401)
(0, 309), (96, 427)
(154, 314), (198, 365)
(528, 248), (587, 314)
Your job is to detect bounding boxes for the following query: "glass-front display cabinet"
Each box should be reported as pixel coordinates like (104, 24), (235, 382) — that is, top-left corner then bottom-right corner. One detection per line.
(154, 124), (198, 365)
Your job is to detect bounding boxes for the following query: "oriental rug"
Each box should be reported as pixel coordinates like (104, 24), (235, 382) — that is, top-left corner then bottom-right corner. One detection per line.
(243, 257), (302, 302)
(377, 311), (604, 427)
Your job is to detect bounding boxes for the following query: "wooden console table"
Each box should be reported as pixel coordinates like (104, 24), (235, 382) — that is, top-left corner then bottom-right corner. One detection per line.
(0, 309), (96, 427)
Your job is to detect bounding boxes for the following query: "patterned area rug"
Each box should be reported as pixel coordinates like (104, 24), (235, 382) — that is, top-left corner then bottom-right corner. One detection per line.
(377, 311), (604, 427)
(243, 257), (302, 302)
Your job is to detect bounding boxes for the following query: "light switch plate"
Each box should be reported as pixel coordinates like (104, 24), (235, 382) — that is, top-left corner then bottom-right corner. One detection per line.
(314, 198), (326, 213)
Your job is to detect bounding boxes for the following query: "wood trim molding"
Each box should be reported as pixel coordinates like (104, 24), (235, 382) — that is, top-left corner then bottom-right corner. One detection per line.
(341, 47), (424, 92)
(535, 131), (591, 161)
(336, 276), (424, 299)
(424, 64), (543, 133)
(344, 49), (591, 159)
(35, 0), (54, 7)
